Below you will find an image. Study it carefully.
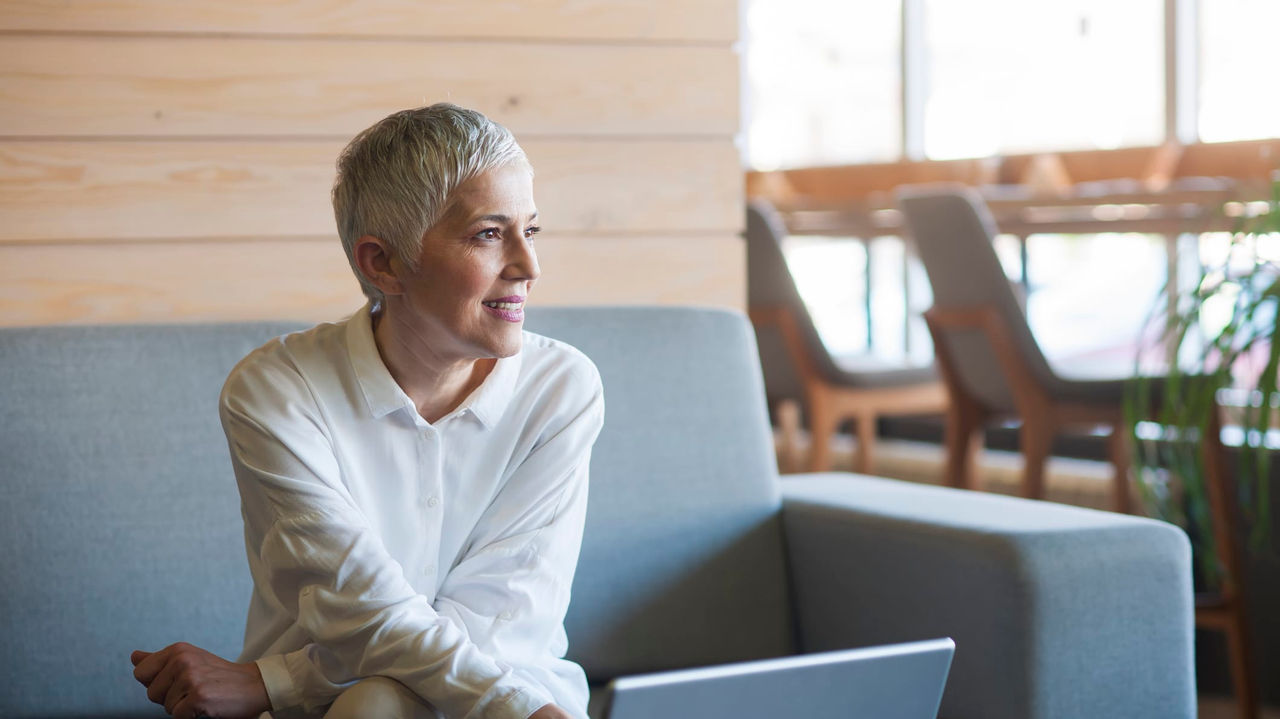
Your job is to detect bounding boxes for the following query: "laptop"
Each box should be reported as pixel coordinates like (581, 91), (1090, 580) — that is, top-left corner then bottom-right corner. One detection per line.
(600, 637), (955, 719)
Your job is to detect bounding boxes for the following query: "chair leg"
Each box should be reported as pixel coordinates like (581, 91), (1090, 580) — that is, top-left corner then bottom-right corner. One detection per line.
(1107, 427), (1133, 514)
(1020, 420), (1052, 500)
(944, 397), (983, 490)
(1224, 601), (1260, 719)
(775, 399), (802, 474)
(1201, 410), (1259, 719)
(807, 396), (836, 473)
(853, 410), (876, 475)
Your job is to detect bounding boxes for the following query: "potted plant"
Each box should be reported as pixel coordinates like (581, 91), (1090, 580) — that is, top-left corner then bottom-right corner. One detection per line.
(1126, 178), (1279, 586)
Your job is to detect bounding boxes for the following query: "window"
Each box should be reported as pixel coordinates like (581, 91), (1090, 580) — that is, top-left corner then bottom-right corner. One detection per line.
(1198, 0), (1280, 142)
(748, 2), (1279, 377)
(783, 235), (869, 356)
(923, 0), (1164, 159)
(744, 0), (901, 169)
(1025, 233), (1168, 377)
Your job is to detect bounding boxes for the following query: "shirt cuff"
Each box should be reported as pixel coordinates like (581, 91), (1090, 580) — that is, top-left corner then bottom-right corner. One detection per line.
(469, 681), (555, 719)
(256, 654), (302, 712)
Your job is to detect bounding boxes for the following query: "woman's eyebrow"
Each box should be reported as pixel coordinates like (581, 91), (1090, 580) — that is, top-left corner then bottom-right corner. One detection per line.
(472, 212), (538, 223)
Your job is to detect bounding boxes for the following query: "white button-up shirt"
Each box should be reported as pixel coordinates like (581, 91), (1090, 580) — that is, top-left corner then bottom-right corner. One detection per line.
(220, 305), (604, 719)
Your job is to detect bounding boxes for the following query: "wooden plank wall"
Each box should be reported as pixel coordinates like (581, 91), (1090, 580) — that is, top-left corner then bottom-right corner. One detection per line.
(0, 1), (743, 326)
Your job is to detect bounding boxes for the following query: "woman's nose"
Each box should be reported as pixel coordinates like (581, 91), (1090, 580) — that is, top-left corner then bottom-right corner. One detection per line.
(505, 236), (540, 281)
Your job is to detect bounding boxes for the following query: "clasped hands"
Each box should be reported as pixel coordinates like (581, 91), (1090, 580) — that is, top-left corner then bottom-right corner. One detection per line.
(131, 643), (575, 719)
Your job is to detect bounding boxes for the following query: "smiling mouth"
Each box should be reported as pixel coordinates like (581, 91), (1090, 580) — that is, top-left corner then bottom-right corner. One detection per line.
(481, 297), (526, 322)
(482, 299), (524, 310)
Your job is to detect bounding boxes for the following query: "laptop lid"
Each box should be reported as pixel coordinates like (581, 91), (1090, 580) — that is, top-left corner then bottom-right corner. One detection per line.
(601, 637), (954, 719)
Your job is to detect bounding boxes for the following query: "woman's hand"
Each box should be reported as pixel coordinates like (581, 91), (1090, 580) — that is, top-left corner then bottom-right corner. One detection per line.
(131, 642), (271, 719)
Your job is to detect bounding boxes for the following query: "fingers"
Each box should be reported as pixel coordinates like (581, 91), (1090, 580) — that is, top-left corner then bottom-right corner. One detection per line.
(133, 644), (175, 684)
(131, 642), (270, 719)
(132, 642), (193, 707)
(130, 650), (151, 667)
(152, 656), (187, 713)
(147, 652), (184, 706)
(171, 693), (206, 719)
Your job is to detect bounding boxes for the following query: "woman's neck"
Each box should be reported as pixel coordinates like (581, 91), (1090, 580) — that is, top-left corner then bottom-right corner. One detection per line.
(371, 303), (495, 423)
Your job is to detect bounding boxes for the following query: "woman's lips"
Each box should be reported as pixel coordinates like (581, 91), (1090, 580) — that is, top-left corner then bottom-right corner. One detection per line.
(482, 297), (525, 322)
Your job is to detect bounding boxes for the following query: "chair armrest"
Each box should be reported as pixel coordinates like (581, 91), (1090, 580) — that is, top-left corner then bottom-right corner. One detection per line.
(781, 473), (1195, 719)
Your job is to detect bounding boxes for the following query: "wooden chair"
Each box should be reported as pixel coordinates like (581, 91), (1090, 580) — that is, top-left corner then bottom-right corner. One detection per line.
(897, 183), (1258, 719)
(745, 200), (948, 473)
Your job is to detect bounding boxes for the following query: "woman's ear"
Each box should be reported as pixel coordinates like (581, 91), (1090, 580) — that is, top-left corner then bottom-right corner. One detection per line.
(353, 236), (404, 296)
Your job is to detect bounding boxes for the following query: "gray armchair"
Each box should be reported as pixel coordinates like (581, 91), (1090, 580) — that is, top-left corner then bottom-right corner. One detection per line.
(0, 308), (1194, 718)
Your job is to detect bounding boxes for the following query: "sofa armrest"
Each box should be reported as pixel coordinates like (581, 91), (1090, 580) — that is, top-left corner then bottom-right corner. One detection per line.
(781, 473), (1194, 719)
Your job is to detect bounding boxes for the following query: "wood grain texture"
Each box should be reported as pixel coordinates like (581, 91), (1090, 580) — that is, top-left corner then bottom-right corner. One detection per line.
(534, 233), (744, 307)
(0, 35), (738, 137)
(0, 139), (742, 241)
(0, 234), (745, 325)
(0, 238), (364, 326)
(0, 0), (737, 43)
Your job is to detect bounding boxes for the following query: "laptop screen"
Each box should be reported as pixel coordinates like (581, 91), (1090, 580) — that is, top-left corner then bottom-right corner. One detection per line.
(602, 637), (954, 719)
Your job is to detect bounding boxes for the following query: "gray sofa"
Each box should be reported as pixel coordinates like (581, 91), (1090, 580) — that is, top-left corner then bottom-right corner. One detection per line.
(1, 307), (1194, 718)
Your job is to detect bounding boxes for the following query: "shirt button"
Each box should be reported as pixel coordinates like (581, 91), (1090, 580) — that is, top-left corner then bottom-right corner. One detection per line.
(423, 564), (436, 576)
(426, 496), (440, 508)
(498, 610), (514, 621)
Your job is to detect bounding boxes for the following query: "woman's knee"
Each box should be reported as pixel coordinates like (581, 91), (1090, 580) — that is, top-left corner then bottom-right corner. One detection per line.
(323, 676), (436, 719)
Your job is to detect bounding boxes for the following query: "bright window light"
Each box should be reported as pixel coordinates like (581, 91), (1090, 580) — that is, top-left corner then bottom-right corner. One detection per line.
(1198, 0), (1280, 142)
(923, 0), (1163, 159)
(744, 0), (902, 170)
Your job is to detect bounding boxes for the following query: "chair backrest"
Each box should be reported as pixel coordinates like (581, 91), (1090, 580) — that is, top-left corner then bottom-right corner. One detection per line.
(746, 200), (843, 400)
(0, 308), (794, 717)
(896, 185), (1058, 411)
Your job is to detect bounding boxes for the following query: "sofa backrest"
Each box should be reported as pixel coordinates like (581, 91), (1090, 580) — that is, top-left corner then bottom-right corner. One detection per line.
(527, 308), (794, 679)
(0, 307), (793, 717)
(0, 321), (304, 718)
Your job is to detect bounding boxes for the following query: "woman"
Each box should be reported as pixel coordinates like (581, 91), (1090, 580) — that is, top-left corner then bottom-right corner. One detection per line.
(130, 104), (604, 719)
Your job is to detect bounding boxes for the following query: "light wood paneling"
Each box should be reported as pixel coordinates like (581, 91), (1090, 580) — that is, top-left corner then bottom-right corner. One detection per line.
(0, 139), (742, 242)
(534, 234), (744, 307)
(2, 0), (744, 324)
(0, 0), (736, 43)
(0, 234), (744, 326)
(0, 239), (363, 326)
(0, 36), (738, 137)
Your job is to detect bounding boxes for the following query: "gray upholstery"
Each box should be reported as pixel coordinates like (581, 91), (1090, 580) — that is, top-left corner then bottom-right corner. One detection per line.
(746, 200), (937, 409)
(896, 185), (1133, 411)
(525, 308), (795, 677)
(0, 308), (1193, 718)
(784, 474), (1195, 719)
(0, 322), (305, 718)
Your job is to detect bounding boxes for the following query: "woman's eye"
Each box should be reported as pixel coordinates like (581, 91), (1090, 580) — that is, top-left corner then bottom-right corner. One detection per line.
(524, 225), (542, 240)
(474, 228), (501, 241)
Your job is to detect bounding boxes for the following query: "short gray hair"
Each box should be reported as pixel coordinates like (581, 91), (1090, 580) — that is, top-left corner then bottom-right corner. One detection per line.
(332, 103), (529, 302)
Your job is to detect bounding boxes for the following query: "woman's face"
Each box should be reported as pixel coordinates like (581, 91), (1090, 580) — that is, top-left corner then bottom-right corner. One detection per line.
(388, 162), (540, 362)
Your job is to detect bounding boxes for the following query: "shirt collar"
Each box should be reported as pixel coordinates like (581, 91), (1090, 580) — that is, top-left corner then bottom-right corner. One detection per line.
(346, 303), (415, 419)
(345, 302), (522, 427)
(459, 348), (521, 429)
